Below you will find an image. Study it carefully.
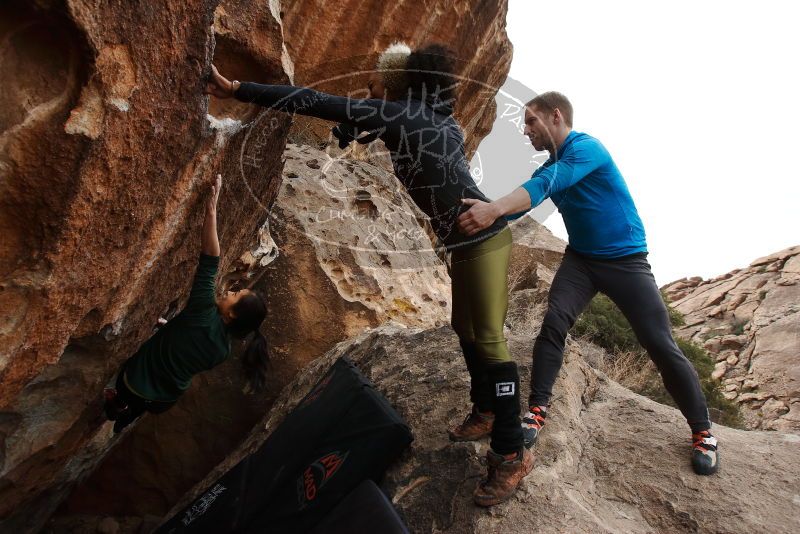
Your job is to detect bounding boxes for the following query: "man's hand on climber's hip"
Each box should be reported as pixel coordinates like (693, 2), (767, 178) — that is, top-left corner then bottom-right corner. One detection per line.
(458, 198), (501, 236)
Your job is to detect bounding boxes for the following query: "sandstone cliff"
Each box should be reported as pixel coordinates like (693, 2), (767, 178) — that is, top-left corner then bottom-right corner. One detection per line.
(663, 246), (800, 431)
(14, 1), (792, 532)
(1, 0), (291, 529)
(0, 0), (514, 530)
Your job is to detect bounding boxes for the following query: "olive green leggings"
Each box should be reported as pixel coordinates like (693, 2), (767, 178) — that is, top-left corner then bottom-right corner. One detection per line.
(449, 227), (513, 364)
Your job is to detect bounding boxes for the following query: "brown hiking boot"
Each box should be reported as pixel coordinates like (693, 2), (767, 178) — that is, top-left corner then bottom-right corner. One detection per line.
(448, 405), (494, 442)
(473, 448), (534, 507)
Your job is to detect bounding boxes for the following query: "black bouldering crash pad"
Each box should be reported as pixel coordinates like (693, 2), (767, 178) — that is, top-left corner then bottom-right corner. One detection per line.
(157, 356), (413, 533)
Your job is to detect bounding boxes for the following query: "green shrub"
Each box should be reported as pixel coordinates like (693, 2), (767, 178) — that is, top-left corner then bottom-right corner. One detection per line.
(572, 294), (640, 353)
(662, 290), (686, 327)
(731, 318), (747, 335)
(574, 294), (743, 428)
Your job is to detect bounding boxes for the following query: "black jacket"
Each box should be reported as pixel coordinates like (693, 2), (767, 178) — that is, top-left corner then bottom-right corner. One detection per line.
(234, 82), (507, 250)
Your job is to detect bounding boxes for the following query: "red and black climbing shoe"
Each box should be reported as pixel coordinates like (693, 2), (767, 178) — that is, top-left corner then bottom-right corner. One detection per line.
(449, 405), (494, 442)
(473, 448), (534, 507)
(691, 430), (719, 475)
(521, 406), (547, 449)
(103, 388), (128, 421)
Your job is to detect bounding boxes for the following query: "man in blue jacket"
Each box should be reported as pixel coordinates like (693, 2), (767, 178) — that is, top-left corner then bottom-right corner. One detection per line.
(457, 92), (718, 475)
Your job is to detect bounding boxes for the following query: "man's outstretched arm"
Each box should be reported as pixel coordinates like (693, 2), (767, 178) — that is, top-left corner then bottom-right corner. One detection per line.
(457, 140), (608, 236)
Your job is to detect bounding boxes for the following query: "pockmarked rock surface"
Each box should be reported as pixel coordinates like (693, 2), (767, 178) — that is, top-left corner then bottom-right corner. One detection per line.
(0, 0), (292, 530)
(162, 321), (800, 534)
(256, 143), (452, 390)
(663, 246), (800, 431)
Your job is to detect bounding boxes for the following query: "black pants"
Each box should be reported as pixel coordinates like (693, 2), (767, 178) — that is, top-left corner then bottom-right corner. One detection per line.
(105, 360), (175, 432)
(530, 248), (711, 433)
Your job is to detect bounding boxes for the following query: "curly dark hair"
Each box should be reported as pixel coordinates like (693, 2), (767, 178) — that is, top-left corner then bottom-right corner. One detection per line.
(228, 290), (270, 392)
(405, 43), (458, 104)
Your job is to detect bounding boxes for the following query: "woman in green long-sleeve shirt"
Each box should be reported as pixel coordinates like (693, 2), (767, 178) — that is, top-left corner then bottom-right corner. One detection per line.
(103, 174), (269, 433)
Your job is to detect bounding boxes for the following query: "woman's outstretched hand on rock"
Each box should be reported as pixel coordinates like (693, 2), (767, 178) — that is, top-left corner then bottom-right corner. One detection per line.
(205, 65), (238, 99)
(202, 174), (222, 257)
(207, 173), (222, 212)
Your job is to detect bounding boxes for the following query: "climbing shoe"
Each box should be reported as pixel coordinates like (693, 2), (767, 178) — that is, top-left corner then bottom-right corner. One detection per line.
(449, 405), (494, 442)
(691, 430), (719, 475)
(113, 409), (141, 434)
(103, 388), (127, 421)
(521, 406), (547, 449)
(473, 448), (534, 507)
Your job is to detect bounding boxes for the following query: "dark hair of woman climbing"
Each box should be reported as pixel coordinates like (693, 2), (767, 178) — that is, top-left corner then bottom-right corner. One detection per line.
(228, 290), (270, 392)
(405, 43), (459, 103)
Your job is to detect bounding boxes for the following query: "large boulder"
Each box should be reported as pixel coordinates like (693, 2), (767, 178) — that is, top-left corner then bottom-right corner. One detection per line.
(29, 0), (511, 530)
(0, 0), (291, 529)
(663, 246), (800, 431)
(256, 143), (451, 390)
(2, 0), (516, 528)
(53, 142), (452, 526)
(161, 322), (800, 534)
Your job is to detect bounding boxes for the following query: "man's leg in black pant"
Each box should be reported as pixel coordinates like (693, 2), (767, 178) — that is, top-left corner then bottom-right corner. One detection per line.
(529, 251), (597, 409)
(596, 255), (711, 432)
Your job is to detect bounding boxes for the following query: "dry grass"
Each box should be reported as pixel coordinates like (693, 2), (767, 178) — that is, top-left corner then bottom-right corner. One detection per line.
(594, 349), (657, 391)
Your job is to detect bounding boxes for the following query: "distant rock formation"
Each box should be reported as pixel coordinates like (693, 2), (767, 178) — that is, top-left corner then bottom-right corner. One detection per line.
(663, 246), (800, 431)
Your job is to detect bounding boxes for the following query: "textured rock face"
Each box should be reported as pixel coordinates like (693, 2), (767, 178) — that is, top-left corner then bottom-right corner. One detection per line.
(2, 0), (516, 529)
(256, 143), (452, 390)
(0, 0), (291, 529)
(162, 322), (800, 534)
(280, 0), (513, 156)
(663, 246), (800, 431)
(52, 143), (451, 525)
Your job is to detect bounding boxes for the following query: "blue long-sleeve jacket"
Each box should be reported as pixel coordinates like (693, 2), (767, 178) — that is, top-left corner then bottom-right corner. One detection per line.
(507, 131), (647, 258)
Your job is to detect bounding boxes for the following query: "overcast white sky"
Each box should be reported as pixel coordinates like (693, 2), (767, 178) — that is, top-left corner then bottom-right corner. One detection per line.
(478, 0), (799, 285)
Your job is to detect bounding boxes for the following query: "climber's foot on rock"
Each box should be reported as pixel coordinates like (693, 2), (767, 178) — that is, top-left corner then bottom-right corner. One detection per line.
(103, 388), (127, 421)
(691, 430), (719, 475)
(113, 411), (138, 434)
(521, 406), (547, 449)
(473, 448), (534, 507)
(449, 405), (494, 442)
